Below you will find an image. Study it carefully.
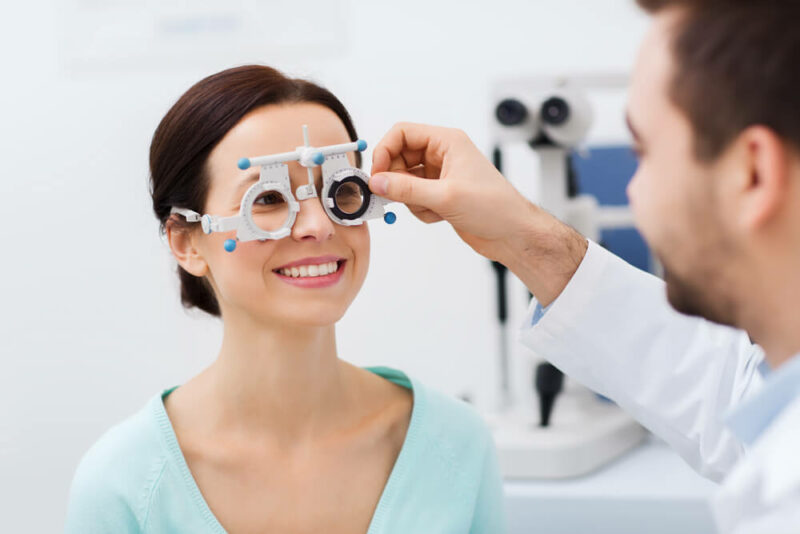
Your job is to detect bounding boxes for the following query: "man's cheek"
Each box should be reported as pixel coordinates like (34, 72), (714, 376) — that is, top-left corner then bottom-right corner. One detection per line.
(625, 170), (638, 204)
(629, 183), (670, 249)
(626, 175), (648, 230)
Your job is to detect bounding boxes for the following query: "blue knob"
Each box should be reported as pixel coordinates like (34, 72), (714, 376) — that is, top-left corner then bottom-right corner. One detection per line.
(312, 152), (325, 165)
(357, 139), (367, 152)
(237, 158), (251, 170)
(384, 211), (396, 224)
(224, 239), (237, 252)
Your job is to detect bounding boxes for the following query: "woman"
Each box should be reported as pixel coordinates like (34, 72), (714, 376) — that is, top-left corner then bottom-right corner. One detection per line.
(65, 65), (505, 533)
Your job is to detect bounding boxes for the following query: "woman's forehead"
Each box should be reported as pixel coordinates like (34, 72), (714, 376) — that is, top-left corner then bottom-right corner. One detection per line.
(214, 103), (350, 163)
(205, 103), (353, 201)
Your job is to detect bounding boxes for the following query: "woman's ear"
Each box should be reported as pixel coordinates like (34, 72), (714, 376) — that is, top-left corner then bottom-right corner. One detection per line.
(166, 218), (208, 277)
(737, 126), (790, 230)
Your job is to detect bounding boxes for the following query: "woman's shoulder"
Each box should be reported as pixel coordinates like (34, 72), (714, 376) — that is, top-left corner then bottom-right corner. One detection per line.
(65, 393), (170, 532)
(368, 366), (495, 457)
(79, 393), (166, 466)
(413, 376), (494, 449)
(366, 367), (505, 532)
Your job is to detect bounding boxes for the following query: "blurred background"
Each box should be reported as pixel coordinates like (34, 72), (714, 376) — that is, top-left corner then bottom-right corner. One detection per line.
(0, 1), (716, 532)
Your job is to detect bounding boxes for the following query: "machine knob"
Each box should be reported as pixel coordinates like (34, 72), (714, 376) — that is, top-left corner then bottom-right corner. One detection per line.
(535, 362), (564, 427)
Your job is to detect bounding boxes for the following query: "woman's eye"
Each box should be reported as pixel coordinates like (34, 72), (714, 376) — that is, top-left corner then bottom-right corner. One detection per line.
(255, 192), (285, 206)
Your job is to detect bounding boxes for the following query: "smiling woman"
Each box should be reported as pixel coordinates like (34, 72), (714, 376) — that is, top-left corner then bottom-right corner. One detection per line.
(63, 65), (506, 534)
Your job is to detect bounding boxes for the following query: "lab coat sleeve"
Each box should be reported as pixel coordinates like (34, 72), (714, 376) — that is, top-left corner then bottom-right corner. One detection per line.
(731, 502), (800, 534)
(519, 240), (764, 482)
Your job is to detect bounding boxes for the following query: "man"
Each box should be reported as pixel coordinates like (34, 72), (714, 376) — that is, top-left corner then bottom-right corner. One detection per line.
(367, 1), (800, 532)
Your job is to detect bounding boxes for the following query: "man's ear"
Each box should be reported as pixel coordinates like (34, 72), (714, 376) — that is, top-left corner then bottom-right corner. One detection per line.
(734, 126), (791, 231)
(165, 218), (208, 277)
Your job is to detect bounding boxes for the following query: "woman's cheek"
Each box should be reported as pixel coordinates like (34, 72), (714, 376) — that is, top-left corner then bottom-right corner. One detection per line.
(215, 240), (279, 288)
(357, 227), (370, 276)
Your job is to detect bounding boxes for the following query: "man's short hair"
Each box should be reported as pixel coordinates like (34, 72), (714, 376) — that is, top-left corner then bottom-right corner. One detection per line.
(637, 0), (800, 161)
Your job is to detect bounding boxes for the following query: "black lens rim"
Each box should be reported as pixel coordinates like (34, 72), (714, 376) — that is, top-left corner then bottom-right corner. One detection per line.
(328, 175), (371, 220)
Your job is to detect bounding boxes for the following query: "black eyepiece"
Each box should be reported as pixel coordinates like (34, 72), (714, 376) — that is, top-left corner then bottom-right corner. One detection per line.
(541, 96), (570, 125)
(495, 98), (528, 126)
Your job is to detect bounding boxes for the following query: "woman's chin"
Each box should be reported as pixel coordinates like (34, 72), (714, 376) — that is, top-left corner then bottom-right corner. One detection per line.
(256, 308), (347, 329)
(289, 315), (343, 328)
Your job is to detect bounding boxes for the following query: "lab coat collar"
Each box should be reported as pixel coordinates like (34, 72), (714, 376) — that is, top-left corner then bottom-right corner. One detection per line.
(725, 353), (800, 446)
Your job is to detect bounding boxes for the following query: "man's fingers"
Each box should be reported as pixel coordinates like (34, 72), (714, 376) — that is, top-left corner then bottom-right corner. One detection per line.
(369, 170), (441, 208)
(371, 122), (458, 175)
(407, 164), (428, 178)
(408, 205), (444, 224)
(387, 149), (426, 173)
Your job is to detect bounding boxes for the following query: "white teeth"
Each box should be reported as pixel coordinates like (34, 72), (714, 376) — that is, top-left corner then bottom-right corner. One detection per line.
(280, 261), (341, 278)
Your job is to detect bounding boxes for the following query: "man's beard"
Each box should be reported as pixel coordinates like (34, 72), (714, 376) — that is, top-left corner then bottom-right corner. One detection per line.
(662, 263), (738, 328)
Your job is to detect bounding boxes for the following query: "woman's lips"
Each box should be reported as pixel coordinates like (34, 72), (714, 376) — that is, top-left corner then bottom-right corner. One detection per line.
(273, 255), (344, 271)
(273, 260), (346, 289)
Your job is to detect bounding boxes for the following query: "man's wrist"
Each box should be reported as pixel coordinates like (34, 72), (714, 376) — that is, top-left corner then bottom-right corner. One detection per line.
(499, 203), (588, 308)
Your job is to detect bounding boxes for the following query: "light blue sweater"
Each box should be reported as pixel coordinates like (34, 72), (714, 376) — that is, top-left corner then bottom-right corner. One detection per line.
(65, 367), (507, 533)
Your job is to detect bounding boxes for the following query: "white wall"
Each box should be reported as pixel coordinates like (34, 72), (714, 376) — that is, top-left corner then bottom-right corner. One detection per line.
(0, 0), (649, 530)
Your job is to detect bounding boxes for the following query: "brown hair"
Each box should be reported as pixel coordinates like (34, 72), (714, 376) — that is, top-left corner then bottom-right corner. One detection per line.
(636, 0), (800, 160)
(150, 65), (361, 316)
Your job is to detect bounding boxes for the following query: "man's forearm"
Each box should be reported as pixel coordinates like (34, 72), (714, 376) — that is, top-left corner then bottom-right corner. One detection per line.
(498, 202), (588, 308)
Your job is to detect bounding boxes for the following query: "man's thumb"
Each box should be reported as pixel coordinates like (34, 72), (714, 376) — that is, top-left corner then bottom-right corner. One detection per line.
(369, 172), (438, 207)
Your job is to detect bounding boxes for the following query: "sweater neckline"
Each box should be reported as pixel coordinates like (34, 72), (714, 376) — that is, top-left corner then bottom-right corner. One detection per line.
(151, 366), (424, 534)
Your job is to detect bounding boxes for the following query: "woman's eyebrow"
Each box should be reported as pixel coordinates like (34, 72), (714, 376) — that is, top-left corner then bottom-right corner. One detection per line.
(234, 171), (260, 195)
(231, 165), (325, 198)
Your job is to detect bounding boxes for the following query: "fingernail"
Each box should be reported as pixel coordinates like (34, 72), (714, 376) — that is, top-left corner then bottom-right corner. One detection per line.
(371, 173), (389, 196)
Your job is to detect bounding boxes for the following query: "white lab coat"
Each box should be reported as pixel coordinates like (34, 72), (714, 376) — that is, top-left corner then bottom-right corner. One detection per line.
(519, 241), (800, 533)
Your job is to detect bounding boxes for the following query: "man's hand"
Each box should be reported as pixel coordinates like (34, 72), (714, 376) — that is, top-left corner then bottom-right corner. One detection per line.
(369, 122), (588, 307)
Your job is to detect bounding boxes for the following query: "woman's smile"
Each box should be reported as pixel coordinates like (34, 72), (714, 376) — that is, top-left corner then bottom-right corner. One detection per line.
(272, 255), (347, 289)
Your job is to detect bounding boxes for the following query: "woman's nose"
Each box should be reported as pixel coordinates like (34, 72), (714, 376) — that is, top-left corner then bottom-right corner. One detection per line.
(291, 196), (335, 242)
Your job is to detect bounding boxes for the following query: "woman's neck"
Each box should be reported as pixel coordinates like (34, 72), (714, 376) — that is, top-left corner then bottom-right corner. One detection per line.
(199, 310), (359, 445)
